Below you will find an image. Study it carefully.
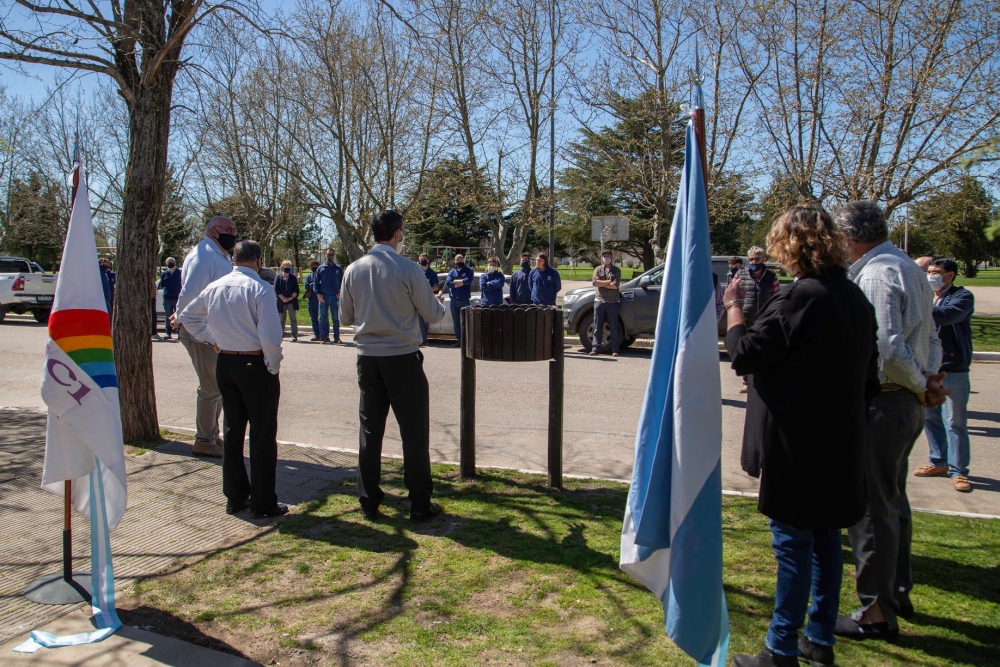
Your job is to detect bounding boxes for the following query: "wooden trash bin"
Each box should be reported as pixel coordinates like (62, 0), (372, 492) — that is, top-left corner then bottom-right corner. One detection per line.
(459, 304), (564, 488)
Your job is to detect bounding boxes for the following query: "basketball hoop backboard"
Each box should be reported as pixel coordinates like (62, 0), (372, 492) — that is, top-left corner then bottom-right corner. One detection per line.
(592, 216), (629, 243)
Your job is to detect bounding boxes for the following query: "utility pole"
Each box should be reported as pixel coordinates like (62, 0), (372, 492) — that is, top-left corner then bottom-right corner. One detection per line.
(548, 0), (556, 264)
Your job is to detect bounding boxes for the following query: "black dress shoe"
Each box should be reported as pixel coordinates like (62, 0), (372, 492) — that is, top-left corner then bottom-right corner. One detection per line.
(834, 614), (899, 642)
(798, 636), (834, 667)
(225, 498), (250, 515)
(361, 506), (381, 521)
(409, 502), (442, 521)
(250, 503), (289, 519)
(733, 648), (798, 667)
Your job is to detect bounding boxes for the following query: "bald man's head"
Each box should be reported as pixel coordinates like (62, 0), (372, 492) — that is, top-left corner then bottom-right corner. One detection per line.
(206, 216), (237, 253)
(915, 256), (934, 272)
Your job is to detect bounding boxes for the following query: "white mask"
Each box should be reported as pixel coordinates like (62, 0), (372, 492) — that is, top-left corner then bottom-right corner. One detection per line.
(394, 230), (405, 255)
(488, 265), (498, 273)
(927, 274), (945, 291)
(603, 255), (612, 265)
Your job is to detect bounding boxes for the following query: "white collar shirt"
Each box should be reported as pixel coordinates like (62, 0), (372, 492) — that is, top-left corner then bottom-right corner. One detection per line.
(177, 266), (284, 374)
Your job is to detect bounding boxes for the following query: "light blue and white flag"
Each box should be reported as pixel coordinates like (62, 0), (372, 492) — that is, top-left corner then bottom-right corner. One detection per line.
(619, 117), (729, 665)
(14, 165), (125, 653)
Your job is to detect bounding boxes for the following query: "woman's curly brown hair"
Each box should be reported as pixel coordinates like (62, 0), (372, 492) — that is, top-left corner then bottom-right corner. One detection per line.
(766, 204), (848, 279)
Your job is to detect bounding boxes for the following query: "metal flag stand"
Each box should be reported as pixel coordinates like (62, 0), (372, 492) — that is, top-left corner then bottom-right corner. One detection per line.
(23, 148), (92, 606)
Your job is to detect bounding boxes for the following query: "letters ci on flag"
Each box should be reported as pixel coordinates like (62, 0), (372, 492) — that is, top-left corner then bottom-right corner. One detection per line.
(619, 106), (729, 664)
(14, 166), (127, 653)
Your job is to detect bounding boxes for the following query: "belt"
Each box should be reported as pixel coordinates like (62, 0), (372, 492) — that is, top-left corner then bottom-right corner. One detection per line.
(221, 350), (263, 356)
(880, 382), (906, 392)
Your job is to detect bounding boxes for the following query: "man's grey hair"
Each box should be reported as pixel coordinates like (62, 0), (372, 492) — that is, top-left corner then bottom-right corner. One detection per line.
(233, 240), (262, 264)
(834, 201), (887, 244)
(165, 256), (176, 266)
(747, 246), (766, 258)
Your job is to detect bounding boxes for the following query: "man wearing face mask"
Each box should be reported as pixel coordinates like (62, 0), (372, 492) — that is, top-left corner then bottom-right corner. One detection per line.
(177, 240), (287, 519)
(418, 253), (440, 345)
(340, 210), (446, 521)
(509, 252), (533, 305)
(175, 216), (238, 457)
(315, 249), (344, 344)
(446, 254), (475, 346)
(480, 256), (505, 305)
(158, 256), (182, 340)
(590, 249), (621, 357)
(735, 246), (780, 393)
(529, 253), (561, 306)
(916, 257), (975, 493)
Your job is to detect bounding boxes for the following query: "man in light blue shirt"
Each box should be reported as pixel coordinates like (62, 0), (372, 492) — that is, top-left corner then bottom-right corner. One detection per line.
(178, 240), (287, 520)
(175, 216), (236, 457)
(834, 201), (945, 641)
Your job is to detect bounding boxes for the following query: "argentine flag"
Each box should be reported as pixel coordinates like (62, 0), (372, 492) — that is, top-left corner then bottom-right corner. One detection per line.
(619, 120), (729, 666)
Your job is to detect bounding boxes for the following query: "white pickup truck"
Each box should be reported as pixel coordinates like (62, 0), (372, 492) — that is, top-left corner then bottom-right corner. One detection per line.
(0, 256), (57, 323)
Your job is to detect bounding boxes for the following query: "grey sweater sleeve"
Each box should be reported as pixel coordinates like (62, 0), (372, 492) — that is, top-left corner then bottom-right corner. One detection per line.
(411, 264), (446, 324)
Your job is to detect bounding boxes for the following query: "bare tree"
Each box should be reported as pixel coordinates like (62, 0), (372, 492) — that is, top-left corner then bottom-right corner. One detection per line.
(0, 0), (265, 441)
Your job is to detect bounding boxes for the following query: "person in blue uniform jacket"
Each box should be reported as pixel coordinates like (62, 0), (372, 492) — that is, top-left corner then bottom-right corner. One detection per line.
(529, 253), (561, 306)
(158, 257), (183, 339)
(480, 256), (505, 305)
(304, 259), (321, 340)
(315, 249), (344, 344)
(509, 252), (533, 305)
(446, 254), (474, 345)
(418, 253), (441, 344)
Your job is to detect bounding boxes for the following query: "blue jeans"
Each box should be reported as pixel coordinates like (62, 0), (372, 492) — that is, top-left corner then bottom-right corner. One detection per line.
(163, 298), (178, 335)
(766, 519), (842, 656)
(319, 295), (339, 341)
(924, 371), (971, 477)
(308, 296), (320, 338)
(450, 297), (469, 343)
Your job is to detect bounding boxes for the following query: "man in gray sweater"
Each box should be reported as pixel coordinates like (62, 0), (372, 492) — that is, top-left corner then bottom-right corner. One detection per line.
(340, 210), (447, 521)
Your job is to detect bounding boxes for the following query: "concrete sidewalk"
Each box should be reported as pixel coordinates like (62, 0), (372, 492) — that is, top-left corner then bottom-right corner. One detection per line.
(0, 408), (354, 664)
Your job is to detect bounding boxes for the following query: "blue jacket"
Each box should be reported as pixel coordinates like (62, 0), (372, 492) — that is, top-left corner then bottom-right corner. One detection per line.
(529, 266), (561, 305)
(304, 273), (319, 303)
(158, 268), (182, 300)
(447, 265), (475, 301)
(932, 284), (974, 373)
(424, 266), (441, 292)
(479, 270), (505, 305)
(510, 267), (532, 304)
(315, 262), (343, 297)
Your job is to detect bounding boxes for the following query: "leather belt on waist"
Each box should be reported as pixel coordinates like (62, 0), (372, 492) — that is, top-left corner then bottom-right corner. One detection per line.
(880, 382), (906, 392)
(220, 350), (263, 356)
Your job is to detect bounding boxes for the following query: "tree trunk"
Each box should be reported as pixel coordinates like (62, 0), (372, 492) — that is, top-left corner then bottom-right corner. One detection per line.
(114, 77), (174, 442)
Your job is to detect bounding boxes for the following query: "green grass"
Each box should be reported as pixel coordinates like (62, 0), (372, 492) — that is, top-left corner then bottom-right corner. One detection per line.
(120, 463), (1000, 666)
(956, 267), (1000, 287)
(972, 316), (1000, 352)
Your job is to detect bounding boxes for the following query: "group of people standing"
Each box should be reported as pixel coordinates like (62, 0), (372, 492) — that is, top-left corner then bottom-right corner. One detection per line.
(729, 201), (976, 667)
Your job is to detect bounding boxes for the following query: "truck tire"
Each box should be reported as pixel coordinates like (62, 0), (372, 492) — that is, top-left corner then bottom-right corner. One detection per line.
(0, 306), (5, 323)
(33, 308), (51, 324)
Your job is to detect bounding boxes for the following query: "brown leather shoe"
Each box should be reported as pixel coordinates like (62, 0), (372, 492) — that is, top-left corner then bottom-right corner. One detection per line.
(193, 439), (223, 457)
(914, 464), (949, 477)
(953, 475), (972, 492)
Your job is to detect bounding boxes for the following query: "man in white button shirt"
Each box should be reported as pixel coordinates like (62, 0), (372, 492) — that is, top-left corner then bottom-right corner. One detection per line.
(177, 240), (288, 520)
(175, 216), (238, 457)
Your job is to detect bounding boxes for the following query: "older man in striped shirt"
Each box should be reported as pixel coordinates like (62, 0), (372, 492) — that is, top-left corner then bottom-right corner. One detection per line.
(834, 201), (945, 643)
(177, 240), (287, 520)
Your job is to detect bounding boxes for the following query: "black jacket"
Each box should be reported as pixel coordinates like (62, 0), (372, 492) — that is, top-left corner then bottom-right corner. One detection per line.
(726, 274), (880, 530)
(274, 273), (300, 312)
(932, 285), (974, 373)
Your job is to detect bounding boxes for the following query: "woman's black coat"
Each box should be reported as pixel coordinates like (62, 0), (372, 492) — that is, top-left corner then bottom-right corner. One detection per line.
(274, 273), (300, 312)
(726, 274), (880, 530)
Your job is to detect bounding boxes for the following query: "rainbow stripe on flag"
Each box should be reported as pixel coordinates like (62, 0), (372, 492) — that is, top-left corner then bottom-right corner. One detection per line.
(48, 309), (117, 389)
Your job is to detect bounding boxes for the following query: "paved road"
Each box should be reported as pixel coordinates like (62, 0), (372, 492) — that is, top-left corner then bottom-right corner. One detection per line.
(2, 313), (998, 516)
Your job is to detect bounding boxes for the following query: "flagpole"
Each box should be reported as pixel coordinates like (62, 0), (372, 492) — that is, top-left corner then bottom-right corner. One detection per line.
(23, 152), (92, 606)
(692, 40), (709, 203)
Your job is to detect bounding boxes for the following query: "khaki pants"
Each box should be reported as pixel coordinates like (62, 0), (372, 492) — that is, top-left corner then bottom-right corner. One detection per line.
(178, 325), (222, 443)
(279, 308), (298, 338)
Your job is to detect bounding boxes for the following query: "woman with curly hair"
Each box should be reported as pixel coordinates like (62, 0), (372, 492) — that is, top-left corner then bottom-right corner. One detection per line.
(727, 205), (881, 667)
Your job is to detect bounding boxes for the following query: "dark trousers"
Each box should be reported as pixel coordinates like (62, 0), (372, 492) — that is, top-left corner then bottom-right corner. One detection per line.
(450, 297), (469, 342)
(766, 520), (842, 655)
(216, 354), (281, 513)
(163, 298), (178, 335)
(150, 298), (157, 335)
(308, 296), (320, 338)
(847, 390), (923, 628)
(357, 352), (433, 513)
(593, 300), (622, 353)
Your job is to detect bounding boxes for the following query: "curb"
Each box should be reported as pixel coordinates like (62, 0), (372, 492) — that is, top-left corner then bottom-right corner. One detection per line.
(973, 351), (1000, 362)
